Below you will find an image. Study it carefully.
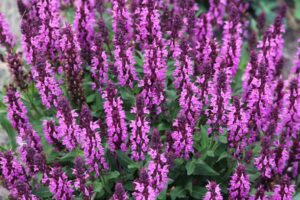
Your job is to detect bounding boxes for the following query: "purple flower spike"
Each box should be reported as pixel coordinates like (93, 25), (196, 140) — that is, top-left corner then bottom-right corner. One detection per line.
(91, 34), (109, 93)
(172, 40), (193, 90)
(112, 0), (138, 88)
(249, 185), (269, 200)
(102, 82), (128, 153)
(73, 157), (93, 200)
(35, 0), (61, 61)
(110, 183), (128, 200)
(179, 82), (202, 127)
(43, 120), (65, 150)
(136, 0), (167, 114)
(6, 52), (27, 89)
(227, 97), (249, 156)
(0, 151), (38, 199)
(19, 0), (41, 65)
(11, 180), (39, 200)
(171, 115), (194, 159)
(206, 68), (231, 135)
(133, 168), (156, 200)
(56, 97), (81, 151)
(74, 0), (95, 63)
(31, 57), (62, 109)
(272, 175), (295, 200)
(147, 129), (169, 196)
(207, 0), (227, 25)
(0, 13), (15, 50)
(254, 138), (276, 178)
(195, 40), (218, 103)
(220, 4), (243, 75)
(130, 94), (150, 161)
(229, 164), (250, 200)
(4, 86), (29, 131)
(48, 166), (74, 200)
(204, 181), (223, 200)
(79, 105), (108, 176)
(138, 44), (167, 114)
(4, 86), (44, 174)
(60, 25), (85, 106)
(135, 0), (163, 46)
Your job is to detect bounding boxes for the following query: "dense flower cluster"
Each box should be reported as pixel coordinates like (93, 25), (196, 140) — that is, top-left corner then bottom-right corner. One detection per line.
(204, 181), (223, 200)
(110, 183), (128, 200)
(103, 82), (128, 153)
(130, 94), (150, 161)
(1, 0), (300, 199)
(79, 104), (108, 175)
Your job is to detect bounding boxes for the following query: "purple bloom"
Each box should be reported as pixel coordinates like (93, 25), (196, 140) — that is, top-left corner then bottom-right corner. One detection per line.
(138, 44), (167, 114)
(242, 50), (259, 101)
(179, 82), (202, 127)
(254, 138), (276, 179)
(102, 82), (128, 153)
(136, 0), (167, 114)
(4, 86), (44, 174)
(133, 168), (156, 200)
(249, 185), (269, 200)
(203, 181), (223, 200)
(135, 0), (162, 46)
(31, 57), (62, 109)
(19, 0), (41, 65)
(228, 164), (250, 200)
(195, 40), (218, 103)
(220, 4), (243, 75)
(227, 97), (249, 157)
(172, 40), (193, 90)
(0, 151), (38, 199)
(0, 13), (15, 50)
(60, 25), (85, 106)
(6, 52), (27, 90)
(56, 97), (81, 151)
(207, 0), (227, 25)
(171, 115), (194, 159)
(112, 0), (138, 88)
(130, 95), (150, 161)
(73, 157), (93, 200)
(74, 0), (95, 63)
(273, 133), (291, 175)
(206, 68), (231, 135)
(272, 175), (295, 200)
(195, 14), (213, 43)
(147, 129), (169, 196)
(79, 105), (108, 176)
(110, 183), (128, 200)
(43, 120), (65, 150)
(34, 0), (61, 61)
(90, 33), (109, 93)
(48, 166), (74, 200)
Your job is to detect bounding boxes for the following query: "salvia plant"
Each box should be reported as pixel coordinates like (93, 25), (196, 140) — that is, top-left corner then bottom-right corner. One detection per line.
(0, 0), (300, 199)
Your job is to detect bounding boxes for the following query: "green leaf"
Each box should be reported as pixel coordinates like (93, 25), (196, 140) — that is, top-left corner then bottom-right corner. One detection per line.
(186, 160), (196, 175)
(296, 0), (300, 20)
(116, 151), (134, 166)
(191, 186), (207, 199)
(170, 186), (186, 200)
(219, 135), (227, 144)
(87, 93), (96, 103)
(157, 189), (167, 200)
(107, 171), (120, 180)
(217, 152), (230, 162)
(33, 186), (52, 198)
(59, 150), (80, 162)
(0, 116), (17, 150)
(193, 160), (220, 176)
